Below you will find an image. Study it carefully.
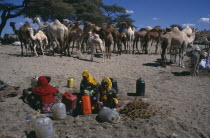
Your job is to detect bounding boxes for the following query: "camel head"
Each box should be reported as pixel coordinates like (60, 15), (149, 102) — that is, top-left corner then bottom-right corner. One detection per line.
(63, 19), (71, 26)
(43, 21), (49, 26)
(75, 21), (82, 27)
(27, 27), (34, 33)
(33, 17), (40, 24)
(10, 22), (16, 27)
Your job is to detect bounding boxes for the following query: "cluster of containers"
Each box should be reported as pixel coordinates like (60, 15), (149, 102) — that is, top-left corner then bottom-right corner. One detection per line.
(33, 77), (145, 138)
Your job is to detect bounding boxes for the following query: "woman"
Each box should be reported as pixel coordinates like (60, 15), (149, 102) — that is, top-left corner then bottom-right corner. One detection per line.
(80, 70), (99, 112)
(33, 76), (58, 113)
(99, 77), (120, 109)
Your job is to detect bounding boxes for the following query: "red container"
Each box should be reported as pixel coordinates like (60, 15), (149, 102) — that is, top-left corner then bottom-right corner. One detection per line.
(62, 92), (77, 110)
(82, 94), (92, 114)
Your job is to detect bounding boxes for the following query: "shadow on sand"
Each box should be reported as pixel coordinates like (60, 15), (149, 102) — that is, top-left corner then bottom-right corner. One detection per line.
(171, 71), (191, 76)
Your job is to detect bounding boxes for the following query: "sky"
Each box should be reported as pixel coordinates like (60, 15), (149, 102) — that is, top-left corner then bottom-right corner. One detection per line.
(1, 0), (210, 37)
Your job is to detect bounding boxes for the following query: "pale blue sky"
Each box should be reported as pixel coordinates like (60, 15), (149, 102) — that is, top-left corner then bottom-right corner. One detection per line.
(1, 0), (210, 36)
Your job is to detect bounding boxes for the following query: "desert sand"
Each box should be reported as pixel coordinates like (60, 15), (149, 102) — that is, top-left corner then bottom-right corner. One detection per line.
(0, 44), (210, 138)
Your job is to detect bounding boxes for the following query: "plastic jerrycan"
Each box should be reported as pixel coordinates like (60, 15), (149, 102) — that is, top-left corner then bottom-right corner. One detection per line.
(136, 78), (145, 96)
(52, 102), (67, 120)
(62, 92), (77, 111)
(82, 94), (92, 114)
(98, 107), (120, 123)
(110, 78), (118, 94)
(34, 115), (54, 138)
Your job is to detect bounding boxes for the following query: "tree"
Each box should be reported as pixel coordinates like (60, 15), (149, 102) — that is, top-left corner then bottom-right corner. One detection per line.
(0, 0), (134, 36)
(0, 0), (30, 36)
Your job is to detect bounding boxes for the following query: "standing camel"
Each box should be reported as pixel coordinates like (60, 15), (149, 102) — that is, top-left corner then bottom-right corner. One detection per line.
(118, 22), (127, 54)
(33, 17), (56, 54)
(101, 23), (113, 59)
(10, 22), (34, 56)
(67, 21), (83, 58)
(144, 26), (162, 54)
(27, 28), (48, 57)
(161, 27), (197, 67)
(132, 28), (148, 53)
(87, 32), (106, 62)
(48, 19), (68, 57)
(126, 26), (135, 53)
(81, 21), (95, 53)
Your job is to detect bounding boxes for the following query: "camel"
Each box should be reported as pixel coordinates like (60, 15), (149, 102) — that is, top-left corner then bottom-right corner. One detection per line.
(27, 28), (48, 57)
(101, 23), (114, 58)
(81, 21), (95, 53)
(10, 22), (34, 56)
(144, 26), (162, 54)
(132, 28), (148, 53)
(109, 24), (120, 53)
(161, 27), (197, 68)
(118, 22), (127, 54)
(33, 17), (55, 53)
(48, 19), (68, 57)
(146, 26), (152, 31)
(87, 32), (106, 62)
(126, 26), (135, 53)
(67, 21), (83, 58)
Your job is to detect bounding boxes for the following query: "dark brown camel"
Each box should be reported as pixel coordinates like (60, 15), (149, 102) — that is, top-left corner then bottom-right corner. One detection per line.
(118, 22), (127, 55)
(67, 21), (83, 58)
(133, 28), (148, 53)
(110, 24), (120, 53)
(10, 22), (34, 56)
(144, 26), (162, 54)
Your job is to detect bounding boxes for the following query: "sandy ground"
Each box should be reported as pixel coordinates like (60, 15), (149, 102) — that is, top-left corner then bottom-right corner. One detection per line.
(0, 44), (210, 138)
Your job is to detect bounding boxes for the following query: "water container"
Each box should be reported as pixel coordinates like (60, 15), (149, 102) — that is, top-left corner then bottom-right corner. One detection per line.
(31, 77), (38, 89)
(67, 77), (75, 88)
(51, 103), (66, 120)
(110, 78), (118, 94)
(136, 78), (145, 96)
(34, 115), (54, 138)
(98, 107), (120, 123)
(62, 92), (77, 111)
(82, 94), (92, 114)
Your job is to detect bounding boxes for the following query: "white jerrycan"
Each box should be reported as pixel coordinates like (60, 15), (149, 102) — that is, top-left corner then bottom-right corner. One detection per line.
(98, 107), (120, 123)
(34, 115), (54, 138)
(52, 102), (66, 120)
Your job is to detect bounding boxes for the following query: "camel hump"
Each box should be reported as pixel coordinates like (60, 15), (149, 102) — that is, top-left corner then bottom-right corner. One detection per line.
(171, 27), (180, 33)
(22, 22), (33, 28)
(54, 19), (61, 25)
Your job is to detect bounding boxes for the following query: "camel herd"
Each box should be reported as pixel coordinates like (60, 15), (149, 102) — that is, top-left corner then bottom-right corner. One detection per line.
(9, 17), (200, 65)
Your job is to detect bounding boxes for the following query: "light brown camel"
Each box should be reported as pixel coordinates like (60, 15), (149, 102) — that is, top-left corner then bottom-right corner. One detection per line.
(33, 17), (56, 54)
(109, 24), (120, 53)
(81, 21), (95, 53)
(101, 23), (114, 58)
(27, 28), (48, 57)
(161, 27), (197, 67)
(144, 26), (162, 54)
(10, 22), (34, 56)
(118, 22), (127, 55)
(48, 19), (68, 57)
(67, 21), (83, 58)
(87, 32), (106, 62)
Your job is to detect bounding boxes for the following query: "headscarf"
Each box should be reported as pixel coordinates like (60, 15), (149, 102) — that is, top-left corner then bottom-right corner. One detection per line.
(33, 76), (58, 96)
(101, 77), (112, 91)
(82, 70), (98, 86)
